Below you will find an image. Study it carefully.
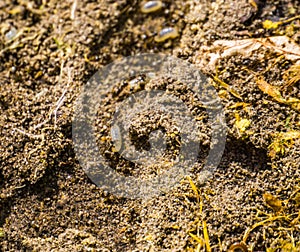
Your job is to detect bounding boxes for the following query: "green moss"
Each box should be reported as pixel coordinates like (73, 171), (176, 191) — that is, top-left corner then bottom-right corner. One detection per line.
(0, 228), (4, 238)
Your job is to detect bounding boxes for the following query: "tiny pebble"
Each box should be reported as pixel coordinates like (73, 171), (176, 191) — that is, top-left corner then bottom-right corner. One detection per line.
(5, 26), (17, 41)
(11, 66), (17, 73)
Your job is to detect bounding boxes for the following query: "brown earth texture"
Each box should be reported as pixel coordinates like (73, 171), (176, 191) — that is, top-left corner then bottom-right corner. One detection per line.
(0, 0), (300, 251)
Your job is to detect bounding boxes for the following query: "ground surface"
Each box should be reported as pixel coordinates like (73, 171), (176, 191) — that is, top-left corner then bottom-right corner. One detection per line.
(0, 0), (300, 251)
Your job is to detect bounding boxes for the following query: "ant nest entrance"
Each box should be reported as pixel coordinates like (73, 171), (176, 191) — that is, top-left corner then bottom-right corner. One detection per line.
(124, 110), (182, 173)
(95, 75), (210, 180)
(110, 92), (188, 179)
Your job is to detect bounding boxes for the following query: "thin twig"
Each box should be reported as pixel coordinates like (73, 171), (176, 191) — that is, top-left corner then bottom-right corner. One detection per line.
(13, 128), (44, 139)
(70, 0), (78, 20)
(53, 66), (72, 128)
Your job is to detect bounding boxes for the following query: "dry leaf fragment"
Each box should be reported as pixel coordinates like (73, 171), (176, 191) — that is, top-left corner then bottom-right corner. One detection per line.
(263, 193), (283, 212)
(284, 63), (300, 87)
(256, 78), (285, 103)
(197, 36), (300, 71)
(254, 77), (300, 111)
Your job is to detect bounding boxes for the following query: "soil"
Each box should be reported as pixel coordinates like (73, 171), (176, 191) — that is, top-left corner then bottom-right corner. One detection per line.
(0, 0), (300, 251)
